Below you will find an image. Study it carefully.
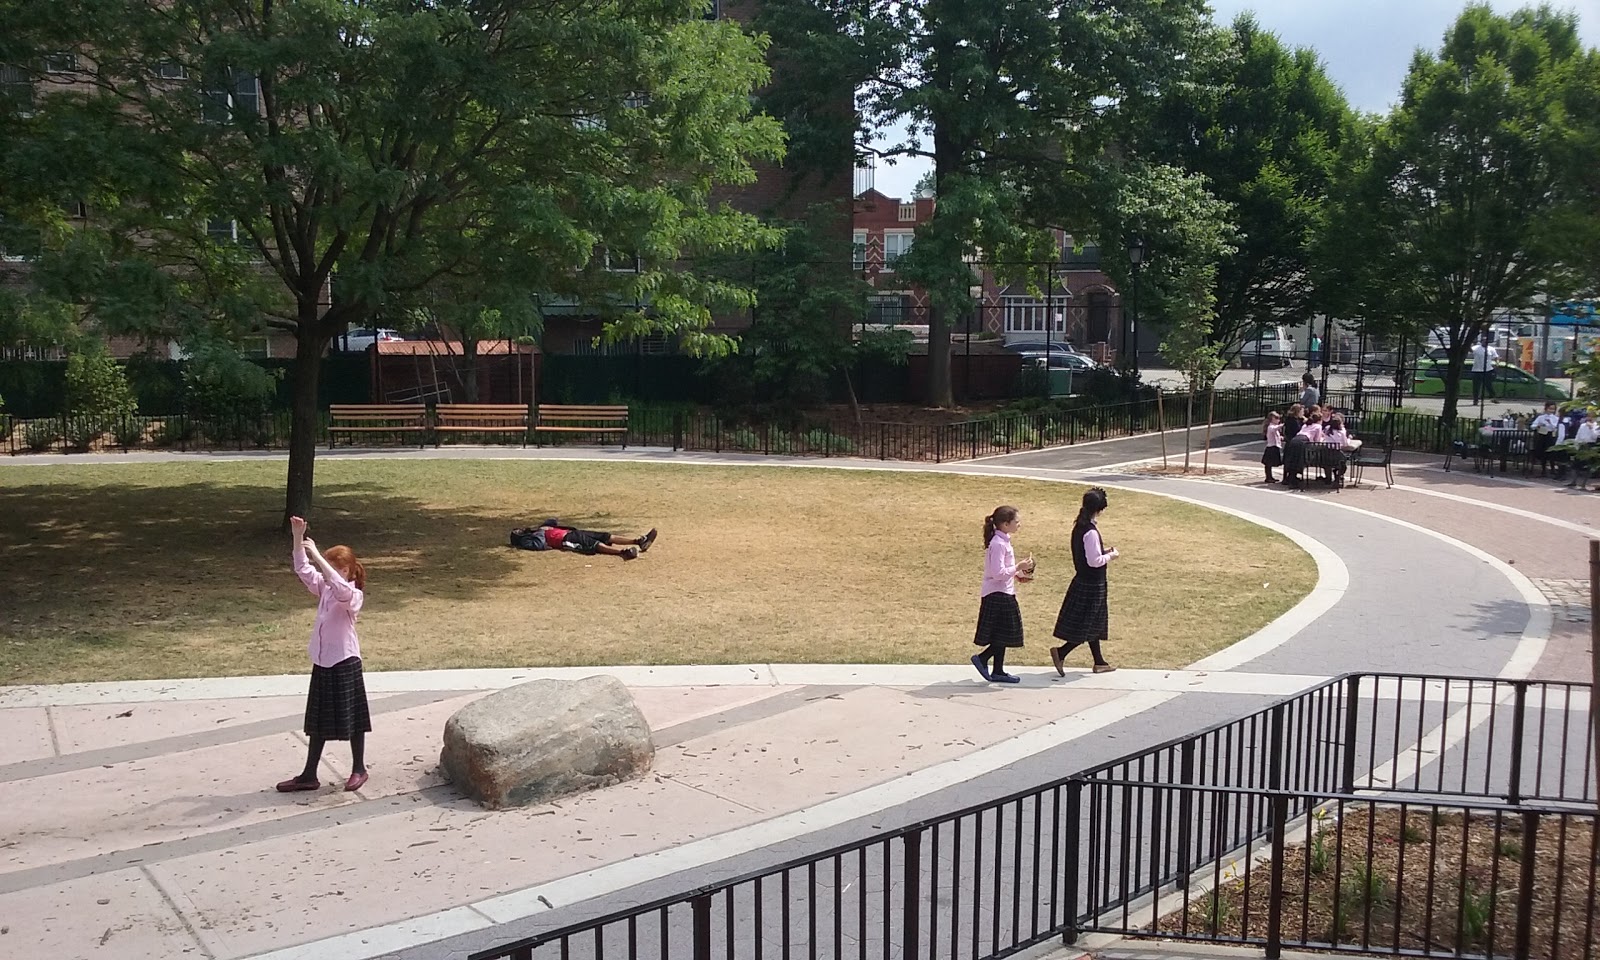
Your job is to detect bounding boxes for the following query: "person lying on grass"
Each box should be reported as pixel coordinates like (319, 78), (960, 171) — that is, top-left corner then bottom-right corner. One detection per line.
(509, 520), (658, 561)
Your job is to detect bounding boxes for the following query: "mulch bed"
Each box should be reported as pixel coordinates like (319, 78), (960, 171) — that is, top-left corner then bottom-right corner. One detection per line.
(1158, 806), (1598, 959)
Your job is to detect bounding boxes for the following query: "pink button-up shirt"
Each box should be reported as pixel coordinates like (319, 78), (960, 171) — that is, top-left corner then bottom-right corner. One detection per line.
(293, 543), (364, 667)
(981, 531), (1020, 597)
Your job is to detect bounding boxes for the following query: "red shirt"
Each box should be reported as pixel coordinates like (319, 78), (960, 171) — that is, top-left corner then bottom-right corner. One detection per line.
(545, 527), (569, 548)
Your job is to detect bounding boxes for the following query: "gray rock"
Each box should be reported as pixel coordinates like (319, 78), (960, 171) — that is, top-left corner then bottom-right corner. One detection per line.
(439, 676), (654, 809)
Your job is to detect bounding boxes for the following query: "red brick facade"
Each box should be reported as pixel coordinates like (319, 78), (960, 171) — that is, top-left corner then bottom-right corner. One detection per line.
(853, 189), (1127, 364)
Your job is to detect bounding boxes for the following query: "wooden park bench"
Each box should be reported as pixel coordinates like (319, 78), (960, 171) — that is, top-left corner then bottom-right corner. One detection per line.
(327, 404), (429, 449)
(433, 403), (532, 446)
(533, 404), (630, 447)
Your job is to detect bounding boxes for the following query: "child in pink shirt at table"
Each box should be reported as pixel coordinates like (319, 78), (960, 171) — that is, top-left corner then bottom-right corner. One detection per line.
(277, 516), (372, 794)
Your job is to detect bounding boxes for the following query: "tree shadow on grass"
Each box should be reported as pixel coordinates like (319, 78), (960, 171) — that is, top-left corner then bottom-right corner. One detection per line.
(0, 476), (616, 682)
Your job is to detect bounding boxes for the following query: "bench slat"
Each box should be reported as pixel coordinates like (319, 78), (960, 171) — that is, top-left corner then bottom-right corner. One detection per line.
(534, 426), (628, 432)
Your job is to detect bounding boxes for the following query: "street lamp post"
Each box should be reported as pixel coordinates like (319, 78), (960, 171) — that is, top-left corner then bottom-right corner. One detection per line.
(1125, 237), (1146, 398)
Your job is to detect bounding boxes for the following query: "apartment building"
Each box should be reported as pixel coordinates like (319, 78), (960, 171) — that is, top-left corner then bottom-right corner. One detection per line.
(852, 187), (1126, 363)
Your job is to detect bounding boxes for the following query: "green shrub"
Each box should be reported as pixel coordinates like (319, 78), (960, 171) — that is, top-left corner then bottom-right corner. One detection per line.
(182, 342), (280, 423)
(804, 428), (855, 454)
(63, 418), (103, 451)
(65, 345), (137, 425)
(23, 420), (58, 451)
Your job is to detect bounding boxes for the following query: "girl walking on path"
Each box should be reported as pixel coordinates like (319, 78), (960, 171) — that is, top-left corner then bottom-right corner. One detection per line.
(1262, 411), (1284, 484)
(971, 506), (1035, 684)
(1050, 488), (1119, 676)
(278, 516), (372, 793)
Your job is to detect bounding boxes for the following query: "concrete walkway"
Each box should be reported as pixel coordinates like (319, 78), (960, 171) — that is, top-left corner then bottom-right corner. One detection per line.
(0, 437), (1574, 960)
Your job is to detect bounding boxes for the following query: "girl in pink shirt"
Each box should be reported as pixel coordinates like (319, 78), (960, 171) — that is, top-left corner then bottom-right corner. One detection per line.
(971, 505), (1034, 684)
(277, 516), (372, 794)
(1262, 411), (1284, 484)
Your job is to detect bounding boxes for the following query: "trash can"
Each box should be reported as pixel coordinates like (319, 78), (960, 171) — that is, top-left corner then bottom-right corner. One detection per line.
(1047, 369), (1073, 397)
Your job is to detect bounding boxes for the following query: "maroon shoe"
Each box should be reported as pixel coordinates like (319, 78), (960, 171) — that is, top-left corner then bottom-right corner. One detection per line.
(276, 776), (320, 793)
(344, 771), (369, 792)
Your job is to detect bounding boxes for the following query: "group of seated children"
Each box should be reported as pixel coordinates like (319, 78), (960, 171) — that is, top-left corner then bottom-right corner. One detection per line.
(1262, 403), (1356, 487)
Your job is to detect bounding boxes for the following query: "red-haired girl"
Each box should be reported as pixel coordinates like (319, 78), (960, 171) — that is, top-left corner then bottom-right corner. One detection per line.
(277, 516), (372, 793)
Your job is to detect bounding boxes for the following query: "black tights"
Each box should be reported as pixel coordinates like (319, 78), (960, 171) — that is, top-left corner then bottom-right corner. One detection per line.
(978, 644), (1009, 676)
(299, 733), (366, 781)
(1056, 640), (1109, 667)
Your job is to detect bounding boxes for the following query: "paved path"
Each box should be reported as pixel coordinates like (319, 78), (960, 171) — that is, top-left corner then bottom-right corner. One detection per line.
(0, 437), (1575, 960)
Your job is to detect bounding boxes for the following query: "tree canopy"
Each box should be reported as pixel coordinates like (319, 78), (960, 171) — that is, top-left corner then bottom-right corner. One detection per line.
(0, 0), (784, 521)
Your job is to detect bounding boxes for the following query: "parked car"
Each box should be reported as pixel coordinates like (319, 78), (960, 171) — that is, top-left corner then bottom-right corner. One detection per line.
(338, 328), (404, 351)
(1021, 350), (1100, 372)
(1236, 326), (1295, 368)
(1004, 340), (1087, 357)
(1411, 361), (1568, 400)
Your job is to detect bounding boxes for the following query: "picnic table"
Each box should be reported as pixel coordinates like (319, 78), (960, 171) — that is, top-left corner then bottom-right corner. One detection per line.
(1475, 426), (1534, 474)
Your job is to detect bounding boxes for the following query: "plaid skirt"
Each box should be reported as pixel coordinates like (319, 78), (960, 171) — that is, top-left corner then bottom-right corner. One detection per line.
(973, 592), (1025, 649)
(304, 656), (372, 741)
(1053, 576), (1109, 645)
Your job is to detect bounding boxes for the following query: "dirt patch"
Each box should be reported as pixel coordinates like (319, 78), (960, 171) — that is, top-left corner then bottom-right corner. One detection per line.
(1163, 806), (1598, 958)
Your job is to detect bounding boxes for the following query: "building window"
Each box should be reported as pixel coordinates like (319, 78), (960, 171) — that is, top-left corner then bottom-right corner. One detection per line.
(0, 65), (34, 114)
(63, 199), (87, 218)
(882, 231), (913, 270)
(1063, 238), (1101, 267)
(239, 336), (271, 358)
(202, 69), (259, 123)
(153, 61), (188, 80)
(852, 231), (867, 271)
(43, 53), (78, 74)
(1002, 297), (1065, 335)
(866, 294), (908, 325)
(703, 0), (719, 19)
(603, 249), (640, 272)
(897, 202), (916, 222)
(206, 218), (240, 243)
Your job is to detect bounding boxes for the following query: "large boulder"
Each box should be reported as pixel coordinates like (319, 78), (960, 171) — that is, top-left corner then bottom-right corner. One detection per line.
(439, 675), (654, 810)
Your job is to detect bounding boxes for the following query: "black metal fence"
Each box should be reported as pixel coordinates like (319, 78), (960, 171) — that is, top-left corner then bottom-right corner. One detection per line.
(4, 384), (1299, 460)
(467, 673), (1594, 960)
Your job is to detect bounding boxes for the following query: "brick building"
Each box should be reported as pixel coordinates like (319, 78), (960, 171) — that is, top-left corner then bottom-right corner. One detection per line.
(852, 187), (1127, 363)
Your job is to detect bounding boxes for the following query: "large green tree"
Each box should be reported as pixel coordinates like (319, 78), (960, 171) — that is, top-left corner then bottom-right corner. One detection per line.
(0, 0), (782, 522)
(1351, 3), (1596, 421)
(1149, 15), (1352, 369)
(760, 0), (1216, 407)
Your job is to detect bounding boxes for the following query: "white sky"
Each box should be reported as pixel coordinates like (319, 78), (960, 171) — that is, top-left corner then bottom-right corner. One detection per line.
(868, 0), (1600, 199)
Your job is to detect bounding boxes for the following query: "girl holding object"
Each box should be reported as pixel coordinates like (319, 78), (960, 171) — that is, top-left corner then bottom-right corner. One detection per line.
(971, 506), (1034, 684)
(1262, 411), (1284, 484)
(279, 516), (372, 793)
(1050, 488), (1118, 676)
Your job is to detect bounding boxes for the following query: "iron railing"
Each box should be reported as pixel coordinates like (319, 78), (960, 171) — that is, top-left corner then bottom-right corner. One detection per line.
(465, 673), (1594, 960)
(4, 385), (1299, 460)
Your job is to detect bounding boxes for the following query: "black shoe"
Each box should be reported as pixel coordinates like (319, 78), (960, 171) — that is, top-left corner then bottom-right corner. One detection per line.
(638, 528), (657, 553)
(621, 547), (639, 561)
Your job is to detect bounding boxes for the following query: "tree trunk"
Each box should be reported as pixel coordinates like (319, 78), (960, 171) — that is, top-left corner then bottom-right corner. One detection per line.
(842, 362), (863, 425)
(1203, 388), (1216, 473)
(927, 302), (954, 408)
(463, 338), (480, 402)
(283, 323), (329, 531)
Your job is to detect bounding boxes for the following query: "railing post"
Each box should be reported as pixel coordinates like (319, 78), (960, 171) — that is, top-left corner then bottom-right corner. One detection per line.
(1063, 778), (1083, 944)
(969, 421), (978, 460)
(1266, 793), (1289, 960)
(1507, 680), (1529, 804)
(1176, 742), (1196, 888)
(1514, 810), (1539, 960)
(692, 892), (713, 960)
(1269, 704), (1286, 790)
(673, 411), (684, 451)
(902, 828), (923, 960)
(1342, 675), (1362, 793)
(879, 422), (887, 460)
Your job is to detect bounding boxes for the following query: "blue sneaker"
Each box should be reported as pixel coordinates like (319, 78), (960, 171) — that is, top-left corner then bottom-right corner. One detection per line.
(992, 672), (1022, 684)
(970, 655), (991, 681)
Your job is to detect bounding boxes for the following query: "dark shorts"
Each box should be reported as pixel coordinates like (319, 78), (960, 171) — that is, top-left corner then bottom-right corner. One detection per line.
(562, 529), (613, 554)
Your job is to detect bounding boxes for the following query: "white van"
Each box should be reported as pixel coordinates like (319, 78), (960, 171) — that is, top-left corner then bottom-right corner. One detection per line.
(1237, 326), (1294, 368)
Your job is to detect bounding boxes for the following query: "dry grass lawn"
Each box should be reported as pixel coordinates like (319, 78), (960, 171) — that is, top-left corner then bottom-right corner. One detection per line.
(0, 459), (1316, 684)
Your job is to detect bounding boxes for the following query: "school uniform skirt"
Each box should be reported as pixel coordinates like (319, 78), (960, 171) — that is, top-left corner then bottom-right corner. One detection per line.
(1262, 446), (1283, 468)
(304, 656), (372, 741)
(1053, 576), (1109, 645)
(973, 592), (1025, 649)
